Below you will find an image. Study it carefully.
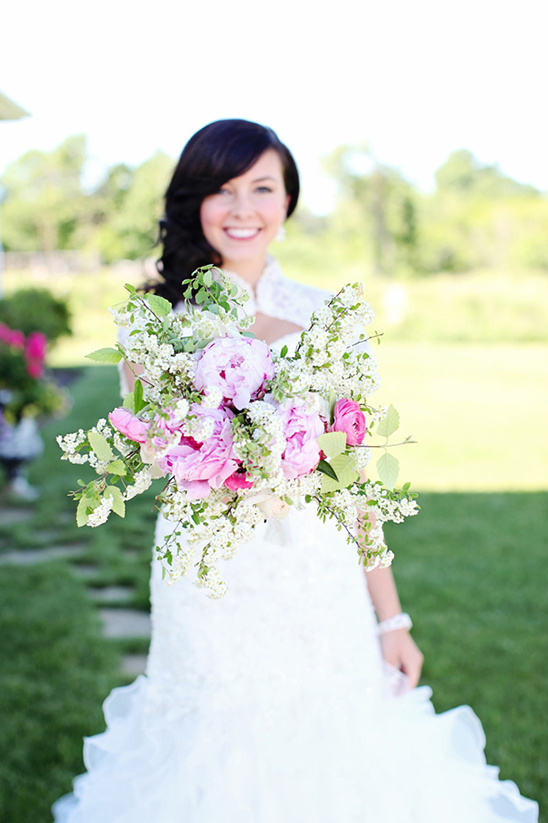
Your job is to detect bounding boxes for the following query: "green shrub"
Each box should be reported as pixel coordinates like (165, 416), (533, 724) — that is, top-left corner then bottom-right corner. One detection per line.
(0, 288), (72, 345)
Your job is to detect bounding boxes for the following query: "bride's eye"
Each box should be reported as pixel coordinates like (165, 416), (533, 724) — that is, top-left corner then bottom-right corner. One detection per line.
(256, 186), (273, 194)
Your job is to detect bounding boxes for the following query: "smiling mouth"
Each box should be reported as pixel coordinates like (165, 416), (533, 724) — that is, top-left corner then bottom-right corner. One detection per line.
(224, 228), (261, 239)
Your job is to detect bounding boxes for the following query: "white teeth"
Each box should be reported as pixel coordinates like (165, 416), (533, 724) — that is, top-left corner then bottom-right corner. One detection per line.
(225, 228), (259, 238)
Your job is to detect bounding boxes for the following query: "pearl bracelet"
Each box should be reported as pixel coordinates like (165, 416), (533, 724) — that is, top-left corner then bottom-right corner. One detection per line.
(377, 612), (413, 635)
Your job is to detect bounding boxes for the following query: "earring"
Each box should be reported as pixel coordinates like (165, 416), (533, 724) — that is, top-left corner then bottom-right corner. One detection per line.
(276, 225), (286, 242)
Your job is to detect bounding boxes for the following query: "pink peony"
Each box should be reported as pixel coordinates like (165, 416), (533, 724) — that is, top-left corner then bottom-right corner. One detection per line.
(193, 335), (275, 410)
(109, 407), (150, 443)
(156, 404), (238, 500)
(274, 398), (325, 480)
(330, 399), (367, 446)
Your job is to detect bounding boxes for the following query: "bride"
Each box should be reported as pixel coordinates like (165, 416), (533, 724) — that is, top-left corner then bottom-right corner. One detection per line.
(52, 119), (538, 822)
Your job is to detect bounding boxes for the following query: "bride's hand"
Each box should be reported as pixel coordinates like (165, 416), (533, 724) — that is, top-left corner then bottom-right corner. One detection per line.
(380, 629), (424, 689)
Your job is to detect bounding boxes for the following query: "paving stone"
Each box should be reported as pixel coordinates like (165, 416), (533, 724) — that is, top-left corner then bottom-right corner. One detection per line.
(99, 608), (151, 639)
(71, 563), (100, 580)
(88, 585), (134, 603)
(35, 529), (64, 543)
(0, 544), (85, 565)
(121, 654), (148, 677)
(0, 507), (33, 526)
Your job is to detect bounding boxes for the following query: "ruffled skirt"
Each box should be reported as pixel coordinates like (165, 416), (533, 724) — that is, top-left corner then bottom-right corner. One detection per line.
(53, 510), (539, 822)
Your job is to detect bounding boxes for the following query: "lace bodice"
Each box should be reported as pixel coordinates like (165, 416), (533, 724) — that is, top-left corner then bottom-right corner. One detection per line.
(222, 255), (331, 328)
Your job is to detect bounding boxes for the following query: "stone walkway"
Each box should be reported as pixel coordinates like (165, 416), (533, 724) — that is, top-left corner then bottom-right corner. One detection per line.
(0, 506), (150, 676)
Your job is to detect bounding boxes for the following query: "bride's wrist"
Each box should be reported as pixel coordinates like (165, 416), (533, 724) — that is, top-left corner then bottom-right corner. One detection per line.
(376, 612), (412, 635)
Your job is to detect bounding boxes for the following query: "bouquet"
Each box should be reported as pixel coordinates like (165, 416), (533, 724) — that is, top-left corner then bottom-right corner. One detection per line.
(0, 323), (66, 423)
(58, 268), (418, 597)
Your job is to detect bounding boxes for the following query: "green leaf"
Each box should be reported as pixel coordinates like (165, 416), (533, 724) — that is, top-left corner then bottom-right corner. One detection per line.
(280, 345), (288, 358)
(203, 269), (213, 287)
(105, 485), (126, 518)
(321, 453), (359, 493)
(85, 347), (122, 364)
(124, 283), (136, 293)
(108, 459), (127, 476)
(317, 431), (347, 459)
(122, 389), (135, 413)
(88, 431), (114, 462)
(328, 387), (338, 418)
(316, 459), (339, 481)
(376, 404), (400, 438)
(145, 294), (172, 317)
(134, 379), (145, 412)
(83, 485), (100, 504)
(76, 497), (89, 527)
(377, 452), (399, 490)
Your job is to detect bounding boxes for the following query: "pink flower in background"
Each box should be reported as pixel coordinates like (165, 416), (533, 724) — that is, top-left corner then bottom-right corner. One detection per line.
(25, 331), (47, 361)
(158, 405), (238, 500)
(109, 408), (150, 443)
(274, 398), (325, 480)
(25, 332), (48, 378)
(0, 323), (25, 349)
(194, 335), (275, 410)
(330, 399), (367, 446)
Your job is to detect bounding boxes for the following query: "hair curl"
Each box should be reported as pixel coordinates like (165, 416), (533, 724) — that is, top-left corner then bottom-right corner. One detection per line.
(149, 119), (299, 305)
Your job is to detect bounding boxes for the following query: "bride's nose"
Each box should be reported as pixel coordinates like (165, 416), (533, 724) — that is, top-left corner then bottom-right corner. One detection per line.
(230, 190), (255, 219)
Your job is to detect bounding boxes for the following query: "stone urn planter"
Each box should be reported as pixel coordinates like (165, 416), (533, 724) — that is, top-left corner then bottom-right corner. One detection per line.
(0, 412), (44, 500)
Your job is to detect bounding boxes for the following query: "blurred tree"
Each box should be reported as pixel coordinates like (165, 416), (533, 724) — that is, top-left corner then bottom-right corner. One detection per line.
(424, 150), (545, 272)
(323, 145), (420, 276)
(0, 135), (89, 252)
(94, 151), (173, 261)
(435, 149), (539, 199)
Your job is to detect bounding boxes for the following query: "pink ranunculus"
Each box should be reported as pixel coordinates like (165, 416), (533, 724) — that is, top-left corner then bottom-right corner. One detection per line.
(225, 467), (255, 491)
(330, 399), (367, 446)
(193, 335), (275, 410)
(109, 407), (150, 443)
(161, 404), (238, 500)
(274, 398), (325, 480)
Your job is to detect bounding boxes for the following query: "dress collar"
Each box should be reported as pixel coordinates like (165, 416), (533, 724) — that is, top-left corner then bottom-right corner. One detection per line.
(222, 255), (283, 316)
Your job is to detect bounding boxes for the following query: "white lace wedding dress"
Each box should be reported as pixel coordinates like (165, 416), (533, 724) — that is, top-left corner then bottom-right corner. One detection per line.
(52, 260), (538, 822)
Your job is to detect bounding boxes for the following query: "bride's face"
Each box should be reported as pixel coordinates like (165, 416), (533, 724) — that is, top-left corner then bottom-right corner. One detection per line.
(200, 149), (290, 280)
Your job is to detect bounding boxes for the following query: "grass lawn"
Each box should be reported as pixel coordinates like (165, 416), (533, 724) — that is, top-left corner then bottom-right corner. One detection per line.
(374, 343), (548, 491)
(0, 342), (546, 820)
(386, 491), (548, 812)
